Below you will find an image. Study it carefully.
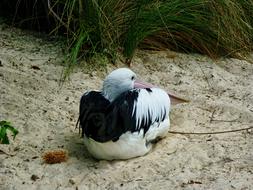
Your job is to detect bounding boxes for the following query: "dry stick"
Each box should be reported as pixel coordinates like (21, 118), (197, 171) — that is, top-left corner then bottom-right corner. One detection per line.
(211, 119), (241, 123)
(168, 126), (253, 135)
(47, 0), (76, 37)
(197, 62), (212, 90)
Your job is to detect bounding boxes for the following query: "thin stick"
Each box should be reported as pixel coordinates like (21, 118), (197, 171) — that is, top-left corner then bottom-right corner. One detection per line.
(168, 126), (253, 135)
(47, 0), (75, 37)
(197, 62), (212, 90)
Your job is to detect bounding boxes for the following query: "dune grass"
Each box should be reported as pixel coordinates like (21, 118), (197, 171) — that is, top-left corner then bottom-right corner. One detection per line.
(0, 0), (252, 67)
(54, 0), (253, 66)
(134, 0), (253, 58)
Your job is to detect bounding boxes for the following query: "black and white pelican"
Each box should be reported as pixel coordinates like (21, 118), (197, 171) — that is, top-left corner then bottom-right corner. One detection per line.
(77, 68), (186, 160)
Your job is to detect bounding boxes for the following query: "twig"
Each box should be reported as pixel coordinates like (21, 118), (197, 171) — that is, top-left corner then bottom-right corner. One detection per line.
(197, 62), (212, 90)
(209, 108), (240, 123)
(0, 149), (16, 156)
(168, 126), (253, 135)
(210, 118), (240, 123)
(47, 0), (75, 37)
(209, 109), (216, 122)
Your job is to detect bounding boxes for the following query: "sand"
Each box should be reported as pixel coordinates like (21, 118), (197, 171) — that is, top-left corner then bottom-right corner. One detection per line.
(0, 23), (253, 190)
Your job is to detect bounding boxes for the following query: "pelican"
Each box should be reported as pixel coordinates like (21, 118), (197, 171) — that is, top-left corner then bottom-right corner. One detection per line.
(77, 68), (186, 160)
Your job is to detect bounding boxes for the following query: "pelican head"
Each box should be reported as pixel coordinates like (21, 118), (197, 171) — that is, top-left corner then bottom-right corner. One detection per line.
(102, 68), (137, 101)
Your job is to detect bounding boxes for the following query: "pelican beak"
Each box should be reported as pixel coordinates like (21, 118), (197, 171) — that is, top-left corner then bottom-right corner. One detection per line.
(134, 80), (154, 89)
(166, 91), (190, 105)
(134, 80), (189, 105)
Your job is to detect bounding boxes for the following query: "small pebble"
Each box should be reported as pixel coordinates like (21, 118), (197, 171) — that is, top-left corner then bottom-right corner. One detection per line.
(31, 65), (41, 70)
(31, 174), (39, 181)
(69, 179), (75, 185)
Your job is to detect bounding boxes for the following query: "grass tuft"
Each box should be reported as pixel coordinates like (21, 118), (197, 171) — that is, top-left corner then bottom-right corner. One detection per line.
(0, 120), (18, 144)
(0, 0), (252, 67)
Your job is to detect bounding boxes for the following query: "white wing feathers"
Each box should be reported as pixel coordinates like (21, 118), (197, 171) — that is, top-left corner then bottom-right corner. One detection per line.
(132, 88), (171, 130)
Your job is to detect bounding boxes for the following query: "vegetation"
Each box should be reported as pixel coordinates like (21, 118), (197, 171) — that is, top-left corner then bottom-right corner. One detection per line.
(0, 0), (252, 67)
(0, 120), (18, 144)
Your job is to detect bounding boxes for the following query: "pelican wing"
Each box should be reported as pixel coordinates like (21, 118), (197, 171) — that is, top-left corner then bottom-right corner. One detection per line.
(78, 90), (139, 142)
(78, 91), (110, 139)
(78, 88), (169, 143)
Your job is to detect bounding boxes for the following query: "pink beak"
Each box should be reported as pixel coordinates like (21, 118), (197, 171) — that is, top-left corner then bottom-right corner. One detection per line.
(134, 80), (155, 89)
(134, 80), (189, 105)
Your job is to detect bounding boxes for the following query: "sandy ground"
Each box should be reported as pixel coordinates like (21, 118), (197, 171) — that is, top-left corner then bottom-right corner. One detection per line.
(0, 23), (253, 190)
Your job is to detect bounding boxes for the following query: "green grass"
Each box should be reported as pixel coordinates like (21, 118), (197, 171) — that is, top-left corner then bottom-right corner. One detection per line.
(124, 0), (253, 59)
(0, 0), (252, 67)
(0, 120), (18, 144)
(124, 0), (213, 58)
(55, 0), (253, 65)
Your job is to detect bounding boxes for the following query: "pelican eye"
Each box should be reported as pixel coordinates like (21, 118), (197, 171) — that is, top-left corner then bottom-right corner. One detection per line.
(131, 76), (135, 80)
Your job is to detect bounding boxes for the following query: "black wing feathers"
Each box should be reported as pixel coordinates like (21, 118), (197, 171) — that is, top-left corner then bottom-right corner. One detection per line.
(78, 89), (161, 143)
(78, 91), (110, 139)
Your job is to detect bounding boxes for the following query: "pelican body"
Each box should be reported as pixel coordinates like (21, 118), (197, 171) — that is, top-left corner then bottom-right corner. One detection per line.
(78, 68), (171, 160)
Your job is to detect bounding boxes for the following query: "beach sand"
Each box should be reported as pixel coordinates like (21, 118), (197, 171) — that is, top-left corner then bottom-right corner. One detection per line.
(0, 24), (252, 190)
